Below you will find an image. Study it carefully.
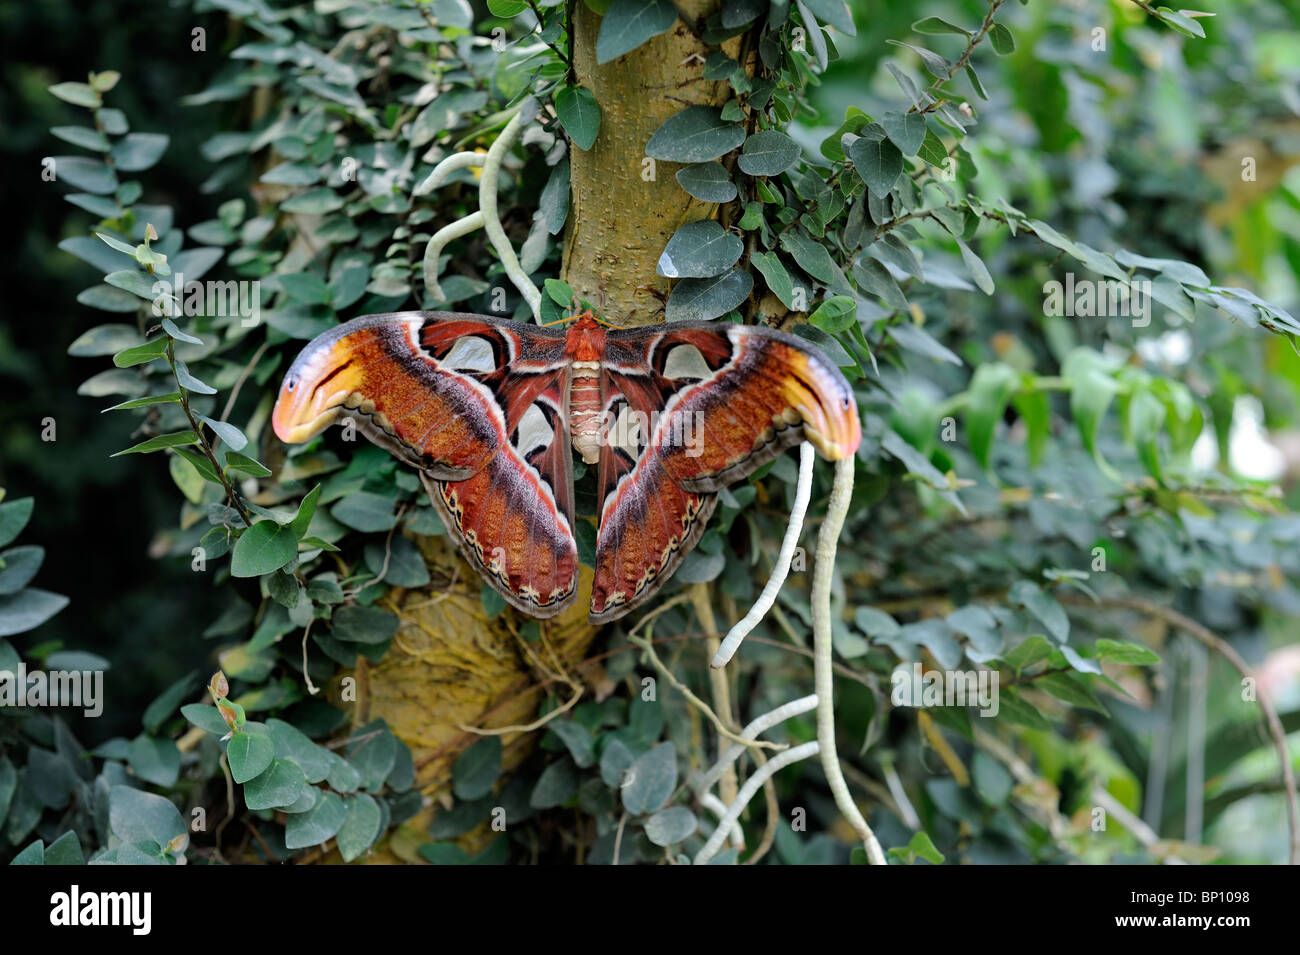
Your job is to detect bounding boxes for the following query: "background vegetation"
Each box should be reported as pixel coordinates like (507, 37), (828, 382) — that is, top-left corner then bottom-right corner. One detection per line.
(2, 0), (1298, 865)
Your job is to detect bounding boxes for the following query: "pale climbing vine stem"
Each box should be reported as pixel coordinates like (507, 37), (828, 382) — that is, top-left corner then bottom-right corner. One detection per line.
(813, 456), (886, 865)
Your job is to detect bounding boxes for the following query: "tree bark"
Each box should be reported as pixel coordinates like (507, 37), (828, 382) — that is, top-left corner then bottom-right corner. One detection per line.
(564, 0), (734, 326)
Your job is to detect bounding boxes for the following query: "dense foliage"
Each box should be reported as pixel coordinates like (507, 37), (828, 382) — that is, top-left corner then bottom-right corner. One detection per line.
(3, 0), (1298, 864)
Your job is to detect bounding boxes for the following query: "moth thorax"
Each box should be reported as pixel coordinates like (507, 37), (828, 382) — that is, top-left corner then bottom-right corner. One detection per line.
(569, 367), (603, 465)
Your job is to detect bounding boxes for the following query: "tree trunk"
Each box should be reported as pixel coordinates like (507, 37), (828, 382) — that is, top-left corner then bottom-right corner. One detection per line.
(352, 1), (734, 862)
(564, 0), (734, 326)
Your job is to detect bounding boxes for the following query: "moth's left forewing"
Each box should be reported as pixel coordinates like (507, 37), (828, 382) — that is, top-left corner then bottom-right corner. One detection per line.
(634, 323), (861, 492)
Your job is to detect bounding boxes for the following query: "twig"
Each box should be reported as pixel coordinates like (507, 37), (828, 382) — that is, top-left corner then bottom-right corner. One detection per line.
(479, 107), (543, 319)
(629, 629), (786, 752)
(692, 584), (740, 835)
(301, 618), (319, 696)
(699, 792), (744, 847)
(413, 150), (487, 196)
(743, 748), (781, 865)
(694, 741), (821, 864)
(695, 694), (819, 794)
(713, 441), (814, 668)
(813, 456), (886, 865)
(422, 210), (486, 302)
(457, 681), (583, 736)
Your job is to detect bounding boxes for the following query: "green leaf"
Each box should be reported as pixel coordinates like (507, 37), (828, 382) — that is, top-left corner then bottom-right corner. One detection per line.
(336, 794), (383, 862)
(104, 269), (160, 300)
(888, 830), (945, 865)
(644, 805), (697, 846)
(750, 251), (796, 309)
(224, 452), (271, 478)
(853, 257), (907, 310)
(44, 830), (84, 866)
(849, 135), (903, 195)
(110, 133), (169, 172)
(1155, 6), (1206, 38)
(52, 157), (117, 194)
(331, 605), (399, 645)
(453, 737), (503, 801)
(49, 81), (100, 108)
(175, 448), (221, 484)
(1095, 640), (1161, 665)
(244, 758), (309, 811)
(52, 125), (109, 151)
(966, 363), (1020, 469)
(0, 498), (35, 549)
(545, 278), (575, 307)
(10, 840), (44, 865)
(972, 752), (1013, 806)
(75, 284), (139, 313)
(1009, 581), (1069, 644)
(954, 236), (994, 294)
(547, 721), (596, 768)
(108, 785), (186, 848)
(646, 107), (745, 163)
(664, 268), (754, 322)
(1062, 348), (1121, 473)
(143, 670), (196, 734)
(266, 718), (334, 783)
(989, 22), (1016, 54)
(675, 162), (737, 202)
(181, 703), (230, 735)
(229, 520), (299, 578)
(331, 492), (398, 532)
(780, 231), (851, 292)
(1001, 635), (1054, 671)
(657, 220), (743, 279)
(622, 741), (676, 814)
(1038, 672), (1108, 714)
(127, 734), (181, 788)
(912, 16), (969, 36)
(285, 791), (347, 849)
(487, 0), (528, 15)
(529, 758), (579, 809)
(596, 0), (679, 64)
(102, 392), (183, 413)
(540, 158), (570, 235)
(802, 0), (856, 34)
(280, 272), (330, 304)
(917, 128), (949, 167)
(226, 727), (276, 783)
(1128, 388), (1167, 480)
(808, 295), (857, 333)
(281, 188), (344, 215)
(111, 430), (199, 457)
(881, 111), (927, 156)
(112, 336), (169, 368)
(555, 85), (602, 151)
(737, 129), (800, 176)
(290, 485), (322, 537)
(0, 547), (43, 596)
(1012, 389), (1050, 467)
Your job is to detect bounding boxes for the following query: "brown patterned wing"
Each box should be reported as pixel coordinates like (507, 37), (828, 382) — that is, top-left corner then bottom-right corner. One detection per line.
(273, 311), (580, 617)
(588, 322), (860, 624)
